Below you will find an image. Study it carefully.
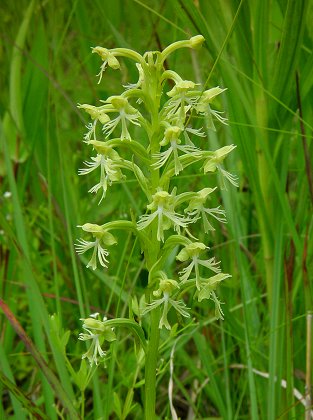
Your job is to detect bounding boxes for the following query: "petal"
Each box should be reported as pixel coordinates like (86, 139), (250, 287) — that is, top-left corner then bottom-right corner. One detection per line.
(178, 261), (194, 283)
(97, 244), (109, 268)
(203, 206), (227, 223)
(75, 239), (95, 254)
(170, 299), (190, 318)
(86, 246), (98, 270)
(159, 299), (171, 330)
(137, 211), (158, 231)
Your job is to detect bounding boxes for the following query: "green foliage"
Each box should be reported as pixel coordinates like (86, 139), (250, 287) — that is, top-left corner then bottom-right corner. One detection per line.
(0, 1), (312, 419)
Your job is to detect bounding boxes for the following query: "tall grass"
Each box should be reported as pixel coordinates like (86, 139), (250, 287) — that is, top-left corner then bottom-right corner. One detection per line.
(0, 0), (312, 418)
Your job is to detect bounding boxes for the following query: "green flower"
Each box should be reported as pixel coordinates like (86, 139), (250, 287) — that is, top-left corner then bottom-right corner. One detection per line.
(185, 188), (227, 233)
(78, 104), (111, 124)
(197, 273), (231, 320)
(100, 96), (141, 140)
(92, 47), (121, 83)
(165, 80), (199, 119)
(78, 104), (110, 142)
(152, 126), (201, 175)
(143, 279), (190, 330)
(75, 223), (117, 270)
(79, 314), (116, 366)
(78, 141), (124, 203)
(202, 145), (238, 189)
(196, 87), (228, 130)
(176, 242), (221, 290)
(137, 190), (191, 242)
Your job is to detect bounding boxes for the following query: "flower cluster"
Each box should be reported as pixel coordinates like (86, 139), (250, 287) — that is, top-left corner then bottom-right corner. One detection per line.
(76, 35), (237, 345)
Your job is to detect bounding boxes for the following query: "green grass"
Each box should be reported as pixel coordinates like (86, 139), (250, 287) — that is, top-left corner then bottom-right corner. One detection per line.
(0, 0), (312, 418)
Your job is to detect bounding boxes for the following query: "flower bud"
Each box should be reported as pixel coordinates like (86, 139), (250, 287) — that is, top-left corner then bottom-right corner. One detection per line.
(189, 35), (205, 49)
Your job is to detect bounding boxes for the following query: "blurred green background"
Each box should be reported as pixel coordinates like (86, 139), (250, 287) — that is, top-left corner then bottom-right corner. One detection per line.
(0, 0), (312, 419)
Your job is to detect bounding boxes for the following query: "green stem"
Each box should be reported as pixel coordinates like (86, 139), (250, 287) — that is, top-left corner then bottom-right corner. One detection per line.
(142, 59), (163, 418)
(144, 307), (160, 419)
(81, 390), (85, 419)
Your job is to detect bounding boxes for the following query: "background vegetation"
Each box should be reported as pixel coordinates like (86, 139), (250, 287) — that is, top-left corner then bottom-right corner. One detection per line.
(0, 0), (312, 418)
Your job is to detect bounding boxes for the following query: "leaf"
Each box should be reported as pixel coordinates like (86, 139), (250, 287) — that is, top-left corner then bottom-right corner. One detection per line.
(0, 370), (49, 420)
(0, 299), (79, 420)
(113, 392), (122, 418)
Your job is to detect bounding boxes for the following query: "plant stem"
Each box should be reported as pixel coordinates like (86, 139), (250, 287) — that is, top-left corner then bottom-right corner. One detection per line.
(143, 58), (162, 418)
(144, 307), (160, 419)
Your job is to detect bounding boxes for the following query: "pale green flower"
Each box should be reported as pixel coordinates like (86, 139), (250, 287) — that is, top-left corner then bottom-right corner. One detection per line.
(196, 87), (227, 110)
(197, 273), (231, 320)
(101, 96), (141, 140)
(202, 145), (238, 189)
(185, 188), (227, 233)
(137, 190), (191, 242)
(152, 126), (200, 175)
(92, 47), (121, 83)
(79, 315), (116, 365)
(78, 103), (111, 124)
(78, 142), (124, 203)
(75, 223), (117, 270)
(165, 80), (199, 118)
(78, 104), (110, 142)
(143, 279), (190, 330)
(196, 87), (228, 130)
(176, 242), (221, 289)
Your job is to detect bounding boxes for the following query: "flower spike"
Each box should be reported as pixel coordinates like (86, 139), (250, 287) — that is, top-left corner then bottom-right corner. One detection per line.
(77, 36), (236, 375)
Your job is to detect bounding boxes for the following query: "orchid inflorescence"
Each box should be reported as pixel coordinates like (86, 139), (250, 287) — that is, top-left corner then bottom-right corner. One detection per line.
(76, 35), (237, 366)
